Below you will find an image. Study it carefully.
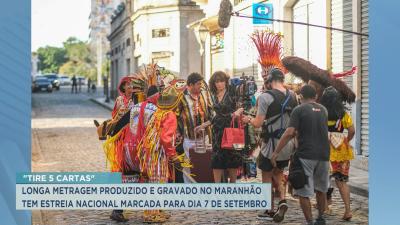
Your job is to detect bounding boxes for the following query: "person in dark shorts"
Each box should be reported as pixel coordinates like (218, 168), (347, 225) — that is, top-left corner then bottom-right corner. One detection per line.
(271, 85), (330, 225)
(242, 68), (298, 222)
(209, 71), (243, 183)
(71, 75), (77, 94)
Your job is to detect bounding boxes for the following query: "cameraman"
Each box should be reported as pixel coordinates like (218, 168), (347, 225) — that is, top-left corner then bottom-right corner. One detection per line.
(241, 68), (297, 222)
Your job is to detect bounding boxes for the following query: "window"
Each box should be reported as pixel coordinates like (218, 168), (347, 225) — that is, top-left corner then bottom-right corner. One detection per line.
(136, 34), (141, 46)
(126, 58), (131, 74)
(134, 56), (140, 71)
(126, 38), (130, 46)
(152, 28), (170, 38)
(115, 60), (118, 77)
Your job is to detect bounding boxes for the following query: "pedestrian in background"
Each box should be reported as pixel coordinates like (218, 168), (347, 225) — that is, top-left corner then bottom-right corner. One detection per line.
(78, 77), (82, 92)
(71, 75), (77, 94)
(271, 85), (330, 225)
(87, 78), (92, 93)
(91, 83), (96, 93)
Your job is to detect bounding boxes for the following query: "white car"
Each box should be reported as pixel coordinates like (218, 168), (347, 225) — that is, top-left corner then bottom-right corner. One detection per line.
(59, 75), (72, 85)
(76, 76), (87, 85)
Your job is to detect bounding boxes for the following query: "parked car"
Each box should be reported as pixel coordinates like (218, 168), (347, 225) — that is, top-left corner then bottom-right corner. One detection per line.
(59, 75), (72, 86)
(32, 76), (53, 93)
(43, 74), (61, 90)
(77, 76), (87, 85)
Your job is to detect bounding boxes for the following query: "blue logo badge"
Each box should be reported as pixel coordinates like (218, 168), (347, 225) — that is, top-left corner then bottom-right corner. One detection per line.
(253, 3), (273, 25)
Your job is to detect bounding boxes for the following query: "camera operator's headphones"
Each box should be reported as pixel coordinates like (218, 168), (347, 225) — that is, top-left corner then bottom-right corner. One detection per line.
(265, 68), (284, 84)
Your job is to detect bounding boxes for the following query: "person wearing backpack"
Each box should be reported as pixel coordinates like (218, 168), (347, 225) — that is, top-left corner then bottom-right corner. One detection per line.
(241, 68), (298, 222)
(271, 85), (330, 225)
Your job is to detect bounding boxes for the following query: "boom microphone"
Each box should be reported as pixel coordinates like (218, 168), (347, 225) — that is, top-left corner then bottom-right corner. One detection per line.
(218, 0), (233, 28)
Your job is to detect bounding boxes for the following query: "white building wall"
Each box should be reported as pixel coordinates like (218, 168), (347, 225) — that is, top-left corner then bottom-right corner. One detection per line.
(291, 0), (327, 69)
(133, 11), (178, 70)
(180, 11), (203, 78)
(132, 6), (203, 78)
(31, 55), (39, 76)
(221, 0), (284, 83)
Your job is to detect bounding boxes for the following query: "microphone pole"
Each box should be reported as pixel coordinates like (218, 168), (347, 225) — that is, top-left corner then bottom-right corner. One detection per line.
(232, 12), (369, 37)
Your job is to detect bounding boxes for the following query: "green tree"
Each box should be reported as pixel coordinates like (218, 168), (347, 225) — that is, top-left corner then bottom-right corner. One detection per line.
(58, 37), (97, 79)
(59, 60), (95, 78)
(37, 46), (67, 73)
(63, 37), (93, 63)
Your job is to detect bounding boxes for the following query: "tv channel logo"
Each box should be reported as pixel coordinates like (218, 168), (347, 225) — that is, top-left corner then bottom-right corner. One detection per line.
(253, 3), (273, 25)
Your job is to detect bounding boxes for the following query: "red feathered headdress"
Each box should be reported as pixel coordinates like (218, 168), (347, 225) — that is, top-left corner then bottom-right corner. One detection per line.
(250, 30), (287, 77)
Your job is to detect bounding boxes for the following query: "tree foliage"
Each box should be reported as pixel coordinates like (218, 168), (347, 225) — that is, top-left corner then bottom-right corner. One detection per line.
(59, 37), (97, 79)
(37, 46), (67, 73)
(35, 37), (98, 80)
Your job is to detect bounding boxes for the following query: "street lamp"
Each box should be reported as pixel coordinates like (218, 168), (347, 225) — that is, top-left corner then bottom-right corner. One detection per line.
(105, 52), (111, 103)
(195, 23), (209, 75)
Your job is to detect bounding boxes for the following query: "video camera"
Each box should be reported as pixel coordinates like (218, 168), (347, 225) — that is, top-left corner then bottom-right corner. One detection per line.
(230, 73), (257, 112)
(229, 73), (258, 179)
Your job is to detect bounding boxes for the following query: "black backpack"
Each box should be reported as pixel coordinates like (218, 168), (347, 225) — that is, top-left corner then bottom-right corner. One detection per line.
(261, 89), (296, 145)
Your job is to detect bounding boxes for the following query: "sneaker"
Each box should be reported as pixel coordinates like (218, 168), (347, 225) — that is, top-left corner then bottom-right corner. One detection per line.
(314, 216), (326, 225)
(110, 211), (129, 222)
(273, 200), (288, 222)
(257, 210), (274, 221)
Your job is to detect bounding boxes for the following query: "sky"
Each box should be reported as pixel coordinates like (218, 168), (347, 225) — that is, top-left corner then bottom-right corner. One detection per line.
(31, 0), (91, 52)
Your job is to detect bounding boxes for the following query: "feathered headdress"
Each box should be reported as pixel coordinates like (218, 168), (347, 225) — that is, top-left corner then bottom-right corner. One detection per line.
(250, 30), (287, 77)
(129, 63), (158, 95)
(281, 56), (356, 104)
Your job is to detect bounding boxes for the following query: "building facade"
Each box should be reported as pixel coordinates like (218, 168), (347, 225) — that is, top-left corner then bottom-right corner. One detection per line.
(31, 53), (39, 77)
(108, 0), (135, 99)
(89, 0), (122, 86)
(190, 0), (369, 164)
(131, 0), (204, 78)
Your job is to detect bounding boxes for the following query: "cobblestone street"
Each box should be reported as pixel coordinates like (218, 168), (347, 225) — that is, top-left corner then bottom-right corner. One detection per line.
(32, 87), (369, 225)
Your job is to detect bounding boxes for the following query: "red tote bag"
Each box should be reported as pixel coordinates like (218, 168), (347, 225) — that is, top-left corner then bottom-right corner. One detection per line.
(221, 115), (245, 150)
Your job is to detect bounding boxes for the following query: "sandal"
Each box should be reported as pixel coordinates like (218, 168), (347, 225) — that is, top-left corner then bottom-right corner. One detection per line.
(143, 214), (167, 223)
(273, 200), (288, 222)
(342, 214), (352, 221)
(159, 210), (171, 219)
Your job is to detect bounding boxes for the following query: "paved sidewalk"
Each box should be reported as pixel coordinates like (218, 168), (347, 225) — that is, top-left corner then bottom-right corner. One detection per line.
(90, 96), (115, 111)
(348, 162), (369, 197)
(90, 97), (369, 197)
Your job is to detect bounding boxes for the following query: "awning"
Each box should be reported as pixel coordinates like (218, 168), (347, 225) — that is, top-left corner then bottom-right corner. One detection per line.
(187, 15), (220, 32)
